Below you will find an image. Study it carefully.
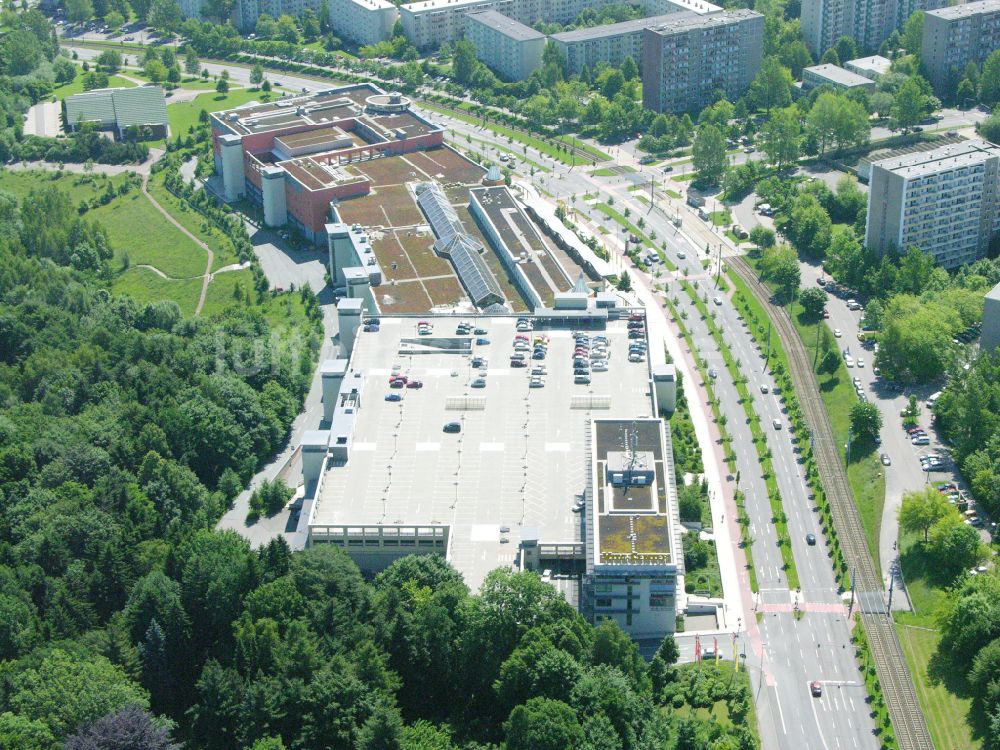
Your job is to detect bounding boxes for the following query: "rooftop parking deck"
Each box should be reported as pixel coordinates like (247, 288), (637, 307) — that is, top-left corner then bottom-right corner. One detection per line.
(312, 316), (654, 588)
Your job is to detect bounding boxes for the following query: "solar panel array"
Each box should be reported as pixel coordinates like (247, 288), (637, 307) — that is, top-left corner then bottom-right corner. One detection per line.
(416, 183), (504, 308)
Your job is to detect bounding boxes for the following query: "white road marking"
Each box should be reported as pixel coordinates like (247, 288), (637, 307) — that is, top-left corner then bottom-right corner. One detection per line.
(809, 688), (833, 750)
(773, 688), (788, 735)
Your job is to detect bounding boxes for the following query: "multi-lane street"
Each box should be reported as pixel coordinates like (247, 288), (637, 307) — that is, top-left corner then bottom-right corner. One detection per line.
(59, 41), (883, 746)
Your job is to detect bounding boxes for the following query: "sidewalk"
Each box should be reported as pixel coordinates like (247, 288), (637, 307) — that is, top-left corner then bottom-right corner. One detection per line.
(572, 204), (749, 638)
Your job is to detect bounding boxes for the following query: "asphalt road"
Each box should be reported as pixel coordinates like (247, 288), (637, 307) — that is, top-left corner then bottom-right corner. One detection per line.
(426, 108), (879, 748)
(55, 44), (883, 747)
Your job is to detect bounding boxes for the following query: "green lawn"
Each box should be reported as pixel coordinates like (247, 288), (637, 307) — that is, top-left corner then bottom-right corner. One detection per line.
(664, 188), (682, 199)
(200, 269), (254, 317)
(421, 101), (610, 166)
(893, 531), (981, 750)
(91, 190), (208, 279)
(895, 623), (979, 750)
(709, 210), (732, 227)
(168, 88), (274, 138)
(52, 70), (135, 99)
(788, 301), (885, 564)
(671, 172), (697, 182)
(672, 661), (758, 734)
(0, 169), (128, 203)
(592, 165), (636, 177)
(112, 266), (203, 315)
(146, 173), (241, 272)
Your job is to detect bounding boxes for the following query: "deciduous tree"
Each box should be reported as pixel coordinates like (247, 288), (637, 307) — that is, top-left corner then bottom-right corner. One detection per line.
(692, 124), (726, 185)
(899, 487), (953, 542)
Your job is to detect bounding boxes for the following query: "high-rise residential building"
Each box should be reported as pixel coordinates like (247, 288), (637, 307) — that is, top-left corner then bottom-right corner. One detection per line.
(865, 139), (1000, 269)
(178, 0), (203, 19)
(641, 9), (764, 114)
(401, 0), (515, 50)
(234, 0), (397, 43)
(922, 0), (1000, 95)
(234, 0), (323, 31)
(800, 0), (949, 60)
(465, 9), (546, 80)
(551, 12), (684, 76)
(983, 281), (1000, 352)
(401, 0), (714, 49)
(328, 0), (399, 46)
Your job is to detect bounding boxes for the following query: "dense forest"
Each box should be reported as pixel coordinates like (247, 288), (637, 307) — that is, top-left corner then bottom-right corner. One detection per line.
(0, 135), (755, 750)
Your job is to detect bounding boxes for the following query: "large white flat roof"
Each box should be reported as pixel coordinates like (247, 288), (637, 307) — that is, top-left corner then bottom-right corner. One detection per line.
(872, 139), (1000, 179)
(312, 315), (654, 588)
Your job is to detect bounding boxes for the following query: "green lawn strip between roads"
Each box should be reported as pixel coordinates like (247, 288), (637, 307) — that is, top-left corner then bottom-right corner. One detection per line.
(663, 293), (759, 594)
(593, 165), (636, 177)
(593, 202), (678, 273)
(681, 280), (800, 591)
(726, 267), (852, 591)
(420, 101), (609, 166)
(786, 299), (886, 565)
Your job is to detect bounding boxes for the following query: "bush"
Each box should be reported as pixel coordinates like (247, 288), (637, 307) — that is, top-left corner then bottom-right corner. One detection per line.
(248, 479), (294, 519)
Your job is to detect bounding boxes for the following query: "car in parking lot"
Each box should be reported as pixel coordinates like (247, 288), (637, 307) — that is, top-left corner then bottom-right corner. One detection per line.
(470, 378), (486, 388)
(857, 357), (865, 368)
(385, 393), (402, 402)
(575, 375), (591, 385)
(806, 533), (816, 545)
(405, 380), (423, 389)
(881, 453), (891, 466)
(592, 361), (608, 372)
(363, 324), (380, 332)
(912, 435), (930, 445)
(628, 353), (644, 362)
(389, 379), (406, 389)
(476, 338), (490, 345)
(510, 359), (527, 367)
(443, 422), (461, 433)
(472, 357), (486, 368)
(529, 378), (545, 388)
(474, 327), (488, 335)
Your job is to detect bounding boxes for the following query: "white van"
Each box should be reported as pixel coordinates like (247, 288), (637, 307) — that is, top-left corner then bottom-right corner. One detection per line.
(927, 391), (942, 409)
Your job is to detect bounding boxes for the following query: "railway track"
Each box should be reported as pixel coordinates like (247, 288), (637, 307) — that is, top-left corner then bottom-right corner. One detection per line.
(729, 255), (933, 750)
